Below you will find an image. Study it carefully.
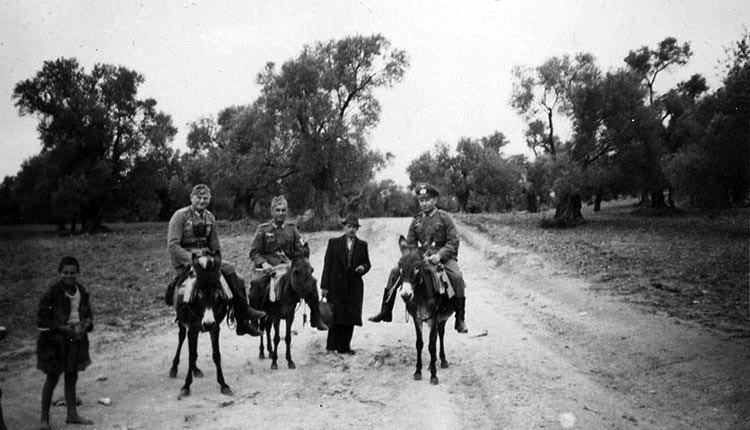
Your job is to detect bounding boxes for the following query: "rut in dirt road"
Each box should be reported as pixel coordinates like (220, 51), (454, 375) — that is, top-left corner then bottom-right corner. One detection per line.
(3, 218), (748, 429)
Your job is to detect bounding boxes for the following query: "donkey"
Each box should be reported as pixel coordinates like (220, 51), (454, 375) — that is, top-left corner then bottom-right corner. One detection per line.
(256, 243), (320, 370)
(397, 235), (455, 385)
(172, 253), (232, 397)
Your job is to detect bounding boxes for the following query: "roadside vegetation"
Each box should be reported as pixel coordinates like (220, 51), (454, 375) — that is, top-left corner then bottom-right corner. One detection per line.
(458, 201), (749, 335)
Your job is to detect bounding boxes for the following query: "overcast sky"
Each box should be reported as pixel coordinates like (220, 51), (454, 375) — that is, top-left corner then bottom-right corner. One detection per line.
(1, 0), (748, 185)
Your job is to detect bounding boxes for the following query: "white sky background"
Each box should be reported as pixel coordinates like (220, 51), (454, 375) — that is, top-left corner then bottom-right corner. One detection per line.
(1, 0), (748, 186)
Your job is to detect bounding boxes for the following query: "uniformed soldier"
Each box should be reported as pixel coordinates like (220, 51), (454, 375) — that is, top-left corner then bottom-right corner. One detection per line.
(165, 184), (266, 336)
(248, 195), (328, 331)
(369, 184), (469, 333)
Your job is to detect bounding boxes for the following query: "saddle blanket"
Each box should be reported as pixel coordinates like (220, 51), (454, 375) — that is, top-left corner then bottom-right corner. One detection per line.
(177, 271), (234, 303)
(268, 264), (289, 302)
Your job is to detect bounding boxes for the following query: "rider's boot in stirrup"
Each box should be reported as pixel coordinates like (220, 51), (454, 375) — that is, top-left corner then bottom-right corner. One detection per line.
(453, 296), (468, 334)
(369, 287), (396, 323)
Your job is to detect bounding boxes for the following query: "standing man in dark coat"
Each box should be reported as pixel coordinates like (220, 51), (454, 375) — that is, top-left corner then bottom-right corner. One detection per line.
(321, 214), (371, 354)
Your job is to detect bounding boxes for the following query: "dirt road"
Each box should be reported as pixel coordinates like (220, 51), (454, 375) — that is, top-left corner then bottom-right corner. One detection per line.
(3, 218), (749, 429)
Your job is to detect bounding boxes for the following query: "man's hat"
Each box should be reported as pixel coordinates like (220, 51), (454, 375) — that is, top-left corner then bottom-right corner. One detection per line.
(271, 195), (288, 209)
(342, 213), (360, 227)
(415, 183), (439, 198)
(191, 184), (211, 196)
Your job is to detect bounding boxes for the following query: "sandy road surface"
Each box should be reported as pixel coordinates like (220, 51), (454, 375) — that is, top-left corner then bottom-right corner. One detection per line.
(3, 218), (749, 429)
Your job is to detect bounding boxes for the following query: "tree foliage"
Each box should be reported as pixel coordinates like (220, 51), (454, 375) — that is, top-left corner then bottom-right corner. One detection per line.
(406, 132), (523, 213)
(256, 34), (408, 223)
(10, 58), (177, 230)
(663, 32), (750, 208)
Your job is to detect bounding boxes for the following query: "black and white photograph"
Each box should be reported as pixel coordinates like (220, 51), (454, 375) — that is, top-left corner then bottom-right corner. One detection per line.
(0, 1), (748, 429)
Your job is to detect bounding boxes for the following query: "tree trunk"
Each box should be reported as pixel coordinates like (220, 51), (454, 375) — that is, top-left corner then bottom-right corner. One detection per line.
(526, 192), (538, 213)
(544, 191), (585, 228)
(455, 190), (470, 213)
(593, 192), (602, 212)
(650, 188), (666, 209)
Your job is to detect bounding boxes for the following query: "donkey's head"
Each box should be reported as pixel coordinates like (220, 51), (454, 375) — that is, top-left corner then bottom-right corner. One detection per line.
(290, 243), (316, 300)
(397, 235), (424, 302)
(191, 252), (223, 331)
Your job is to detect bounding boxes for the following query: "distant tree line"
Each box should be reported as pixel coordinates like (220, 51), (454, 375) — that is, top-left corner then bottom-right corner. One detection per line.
(0, 35), (412, 231)
(1, 33), (747, 231)
(409, 34), (748, 225)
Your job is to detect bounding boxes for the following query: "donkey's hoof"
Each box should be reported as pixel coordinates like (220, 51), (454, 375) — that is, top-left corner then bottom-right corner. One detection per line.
(193, 368), (204, 378)
(179, 387), (190, 398)
(271, 362), (278, 370)
(413, 372), (422, 381)
(441, 361), (450, 369)
(288, 361), (296, 369)
(168, 368), (178, 378)
(259, 352), (265, 360)
(220, 386), (233, 396)
(430, 376), (439, 385)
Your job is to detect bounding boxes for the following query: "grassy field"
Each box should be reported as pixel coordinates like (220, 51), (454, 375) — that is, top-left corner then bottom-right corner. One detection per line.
(0, 220), (259, 360)
(457, 201), (749, 335)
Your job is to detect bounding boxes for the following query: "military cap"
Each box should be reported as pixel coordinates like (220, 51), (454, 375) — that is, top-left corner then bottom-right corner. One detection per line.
(191, 184), (211, 196)
(415, 183), (439, 198)
(342, 213), (360, 227)
(271, 195), (288, 209)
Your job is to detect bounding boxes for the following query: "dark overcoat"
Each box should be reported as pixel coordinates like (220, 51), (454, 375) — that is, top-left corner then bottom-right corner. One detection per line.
(320, 235), (371, 326)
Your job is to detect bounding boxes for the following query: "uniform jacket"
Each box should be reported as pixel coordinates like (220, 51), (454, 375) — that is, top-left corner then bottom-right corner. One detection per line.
(320, 235), (371, 326)
(406, 208), (460, 262)
(249, 221), (305, 267)
(168, 205), (220, 269)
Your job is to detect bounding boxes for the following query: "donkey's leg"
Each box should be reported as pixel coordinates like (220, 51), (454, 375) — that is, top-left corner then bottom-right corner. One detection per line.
(170, 324), (187, 378)
(438, 320), (449, 368)
(258, 320), (266, 360)
(413, 320), (423, 380)
(428, 322), (439, 385)
(285, 316), (295, 369)
(271, 319), (281, 370)
(211, 326), (232, 395)
(180, 328), (199, 397)
(266, 319), (274, 358)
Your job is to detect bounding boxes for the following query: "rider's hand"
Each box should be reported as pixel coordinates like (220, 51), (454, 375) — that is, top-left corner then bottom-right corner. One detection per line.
(355, 265), (365, 275)
(426, 254), (441, 265)
(321, 289), (329, 299)
(262, 262), (274, 274)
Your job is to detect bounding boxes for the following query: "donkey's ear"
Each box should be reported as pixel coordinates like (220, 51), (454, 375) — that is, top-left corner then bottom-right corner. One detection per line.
(398, 235), (408, 248)
(302, 242), (310, 258)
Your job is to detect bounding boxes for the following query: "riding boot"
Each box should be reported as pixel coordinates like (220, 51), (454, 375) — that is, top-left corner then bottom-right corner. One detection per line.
(164, 282), (176, 306)
(453, 297), (468, 334)
(368, 286), (397, 323)
(224, 273), (265, 337)
(165, 268), (189, 306)
(233, 303), (263, 337)
(225, 272), (267, 319)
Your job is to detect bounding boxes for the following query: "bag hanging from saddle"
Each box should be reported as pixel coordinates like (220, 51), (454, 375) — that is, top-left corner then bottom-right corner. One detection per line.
(429, 265), (455, 298)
